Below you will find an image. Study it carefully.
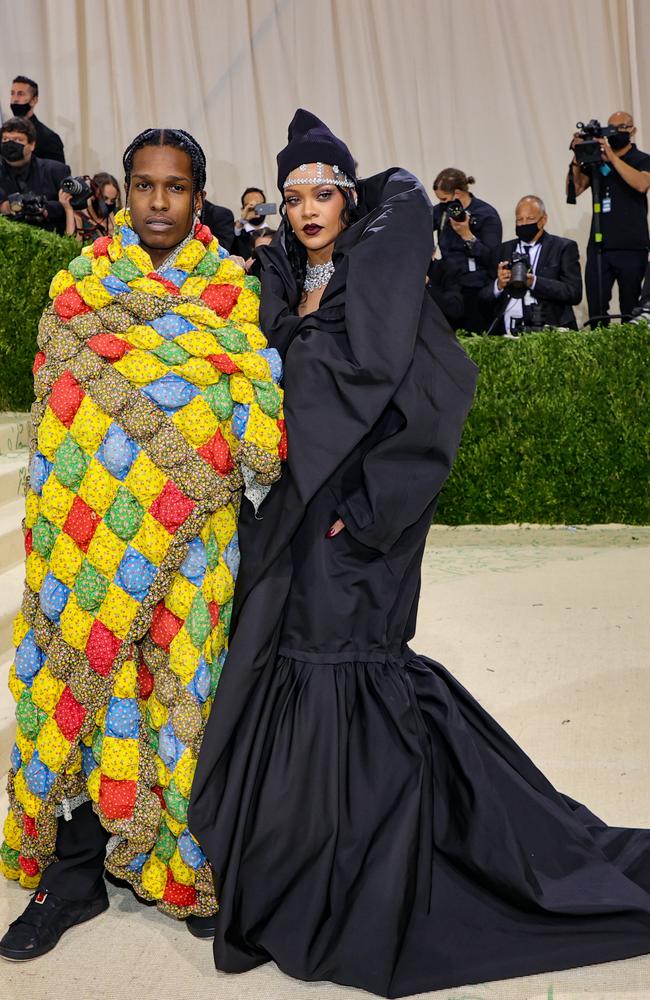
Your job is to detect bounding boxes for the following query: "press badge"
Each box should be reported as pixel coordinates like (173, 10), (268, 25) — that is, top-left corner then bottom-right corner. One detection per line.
(468, 259), (477, 272)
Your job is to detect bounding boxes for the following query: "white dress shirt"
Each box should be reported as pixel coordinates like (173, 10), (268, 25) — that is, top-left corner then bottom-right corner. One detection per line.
(494, 238), (543, 333)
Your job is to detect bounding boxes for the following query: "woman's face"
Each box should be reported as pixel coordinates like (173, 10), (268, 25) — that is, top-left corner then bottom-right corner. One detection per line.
(102, 183), (119, 211)
(284, 164), (348, 256)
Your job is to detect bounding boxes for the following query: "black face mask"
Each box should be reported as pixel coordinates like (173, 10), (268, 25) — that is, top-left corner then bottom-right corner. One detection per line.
(1, 140), (27, 162)
(609, 130), (631, 151)
(516, 221), (542, 243)
(93, 197), (114, 219)
(10, 101), (31, 118)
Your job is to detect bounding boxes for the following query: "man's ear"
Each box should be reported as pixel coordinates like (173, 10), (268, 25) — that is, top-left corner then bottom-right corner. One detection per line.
(195, 190), (206, 217)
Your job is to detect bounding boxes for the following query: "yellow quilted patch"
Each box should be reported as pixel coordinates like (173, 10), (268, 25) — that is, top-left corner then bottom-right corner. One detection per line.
(59, 595), (94, 651)
(168, 629), (201, 684)
(125, 453), (167, 509)
(175, 241), (205, 273)
(113, 350), (168, 386)
(3, 810), (22, 851)
(25, 491), (40, 530)
(141, 853), (167, 898)
(180, 275), (208, 298)
(236, 352), (271, 381)
(240, 321), (267, 350)
(209, 562), (235, 605)
(49, 532), (84, 587)
(31, 666), (65, 714)
(14, 771), (41, 818)
(97, 583), (138, 639)
(101, 736), (139, 780)
(49, 270), (75, 298)
(40, 476), (75, 529)
(14, 730), (33, 768)
(37, 407), (69, 462)
(174, 302), (224, 329)
(131, 512), (171, 565)
(70, 398), (112, 454)
(244, 403), (282, 451)
(165, 575), (197, 620)
(8, 663), (25, 703)
(78, 459), (120, 516)
(124, 243), (152, 274)
(172, 358), (220, 387)
(210, 505), (237, 550)
(36, 718), (71, 772)
(154, 756), (171, 788)
(86, 521), (127, 578)
(164, 812), (184, 837)
(146, 693), (168, 729)
(113, 659), (138, 698)
(122, 324), (164, 351)
(229, 373), (255, 404)
(25, 551), (48, 593)
(77, 274), (113, 309)
(176, 330), (220, 358)
(173, 751), (195, 800)
(230, 287), (259, 324)
(169, 848), (195, 886)
(12, 612), (29, 648)
(87, 766), (101, 802)
(213, 259), (244, 285)
(173, 395), (218, 447)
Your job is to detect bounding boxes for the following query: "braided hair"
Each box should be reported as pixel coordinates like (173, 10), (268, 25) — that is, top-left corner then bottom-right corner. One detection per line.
(122, 128), (207, 198)
(281, 187), (358, 298)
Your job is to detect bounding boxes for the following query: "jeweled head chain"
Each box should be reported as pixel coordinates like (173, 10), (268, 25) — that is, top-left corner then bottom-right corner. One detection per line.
(283, 162), (355, 189)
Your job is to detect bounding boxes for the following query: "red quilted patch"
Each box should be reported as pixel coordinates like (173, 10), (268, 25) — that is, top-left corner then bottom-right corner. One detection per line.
(163, 872), (197, 908)
(150, 602), (183, 650)
(278, 419), (288, 460)
(24, 529), (33, 556)
(23, 814), (38, 839)
(197, 429), (234, 476)
(208, 601), (220, 628)
(63, 496), (100, 552)
(193, 221), (213, 246)
(149, 481), (195, 533)
(86, 621), (121, 676)
(200, 283), (240, 318)
(49, 371), (85, 428)
(88, 333), (132, 360)
(19, 854), (40, 876)
(146, 272), (180, 296)
(54, 284), (92, 320)
(33, 351), (46, 376)
(99, 775), (137, 820)
(207, 352), (239, 374)
(152, 785), (166, 809)
(93, 236), (112, 258)
(137, 661), (154, 700)
(54, 686), (87, 741)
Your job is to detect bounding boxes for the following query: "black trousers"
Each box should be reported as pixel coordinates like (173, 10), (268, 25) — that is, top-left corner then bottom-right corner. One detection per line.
(585, 246), (648, 324)
(39, 802), (109, 901)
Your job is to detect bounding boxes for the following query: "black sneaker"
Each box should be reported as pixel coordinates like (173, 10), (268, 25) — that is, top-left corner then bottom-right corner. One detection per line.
(0, 887), (109, 961)
(186, 913), (216, 938)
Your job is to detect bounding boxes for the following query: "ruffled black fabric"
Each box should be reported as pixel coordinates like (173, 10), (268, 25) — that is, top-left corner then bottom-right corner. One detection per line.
(190, 169), (650, 997)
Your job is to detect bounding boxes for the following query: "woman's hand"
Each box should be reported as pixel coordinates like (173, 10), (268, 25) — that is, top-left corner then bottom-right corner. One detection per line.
(449, 216), (474, 241)
(326, 519), (345, 538)
(58, 190), (74, 212)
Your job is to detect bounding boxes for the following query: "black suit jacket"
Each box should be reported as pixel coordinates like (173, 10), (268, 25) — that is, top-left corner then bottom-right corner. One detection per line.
(32, 116), (66, 164)
(202, 201), (235, 251)
(0, 154), (71, 233)
(482, 232), (582, 330)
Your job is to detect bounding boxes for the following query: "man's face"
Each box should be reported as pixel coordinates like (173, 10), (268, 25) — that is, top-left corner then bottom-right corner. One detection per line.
(1, 130), (35, 166)
(242, 190), (264, 221)
(515, 199), (547, 234)
(608, 112), (635, 141)
(127, 144), (203, 264)
(10, 82), (37, 116)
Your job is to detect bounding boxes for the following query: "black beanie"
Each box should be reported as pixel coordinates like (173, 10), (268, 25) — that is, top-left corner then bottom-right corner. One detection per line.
(276, 109), (356, 191)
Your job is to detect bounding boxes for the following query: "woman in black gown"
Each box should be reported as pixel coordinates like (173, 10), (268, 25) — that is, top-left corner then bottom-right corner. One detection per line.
(189, 110), (650, 998)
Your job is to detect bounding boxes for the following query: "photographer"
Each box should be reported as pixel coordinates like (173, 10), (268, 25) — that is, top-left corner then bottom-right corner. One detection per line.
(568, 111), (650, 324)
(9, 75), (66, 164)
(232, 186), (276, 259)
(482, 196), (582, 335)
(432, 168), (502, 332)
(0, 116), (70, 232)
(59, 172), (120, 243)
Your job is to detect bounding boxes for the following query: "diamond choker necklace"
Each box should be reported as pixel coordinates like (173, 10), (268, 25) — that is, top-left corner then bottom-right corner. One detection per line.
(304, 260), (335, 293)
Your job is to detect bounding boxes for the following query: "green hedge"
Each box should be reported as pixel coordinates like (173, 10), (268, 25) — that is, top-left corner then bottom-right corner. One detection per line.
(439, 326), (650, 524)
(0, 217), (77, 411)
(0, 220), (647, 523)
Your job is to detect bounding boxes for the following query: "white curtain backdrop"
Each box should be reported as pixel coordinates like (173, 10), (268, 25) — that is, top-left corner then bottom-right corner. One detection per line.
(1, 0), (649, 310)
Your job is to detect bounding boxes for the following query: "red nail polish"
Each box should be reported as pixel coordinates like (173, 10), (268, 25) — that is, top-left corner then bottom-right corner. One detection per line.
(325, 527), (336, 538)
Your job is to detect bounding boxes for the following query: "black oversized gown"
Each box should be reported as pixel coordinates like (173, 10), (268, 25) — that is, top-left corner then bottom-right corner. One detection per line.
(189, 169), (650, 997)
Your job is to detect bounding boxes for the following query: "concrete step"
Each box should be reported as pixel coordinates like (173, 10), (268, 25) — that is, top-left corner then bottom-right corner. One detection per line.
(0, 413), (31, 458)
(0, 498), (26, 572)
(0, 451), (28, 506)
(0, 562), (24, 661)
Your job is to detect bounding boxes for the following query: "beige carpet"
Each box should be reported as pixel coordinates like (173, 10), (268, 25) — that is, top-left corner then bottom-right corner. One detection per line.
(2, 525), (649, 1000)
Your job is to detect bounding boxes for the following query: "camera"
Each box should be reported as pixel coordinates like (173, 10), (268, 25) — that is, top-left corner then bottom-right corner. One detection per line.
(506, 250), (530, 299)
(573, 119), (619, 167)
(60, 175), (93, 210)
(7, 191), (48, 224)
(256, 202), (277, 217)
(445, 198), (467, 223)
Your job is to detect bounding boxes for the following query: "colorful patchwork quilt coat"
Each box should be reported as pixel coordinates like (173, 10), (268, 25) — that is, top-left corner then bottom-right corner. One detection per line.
(0, 211), (285, 916)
